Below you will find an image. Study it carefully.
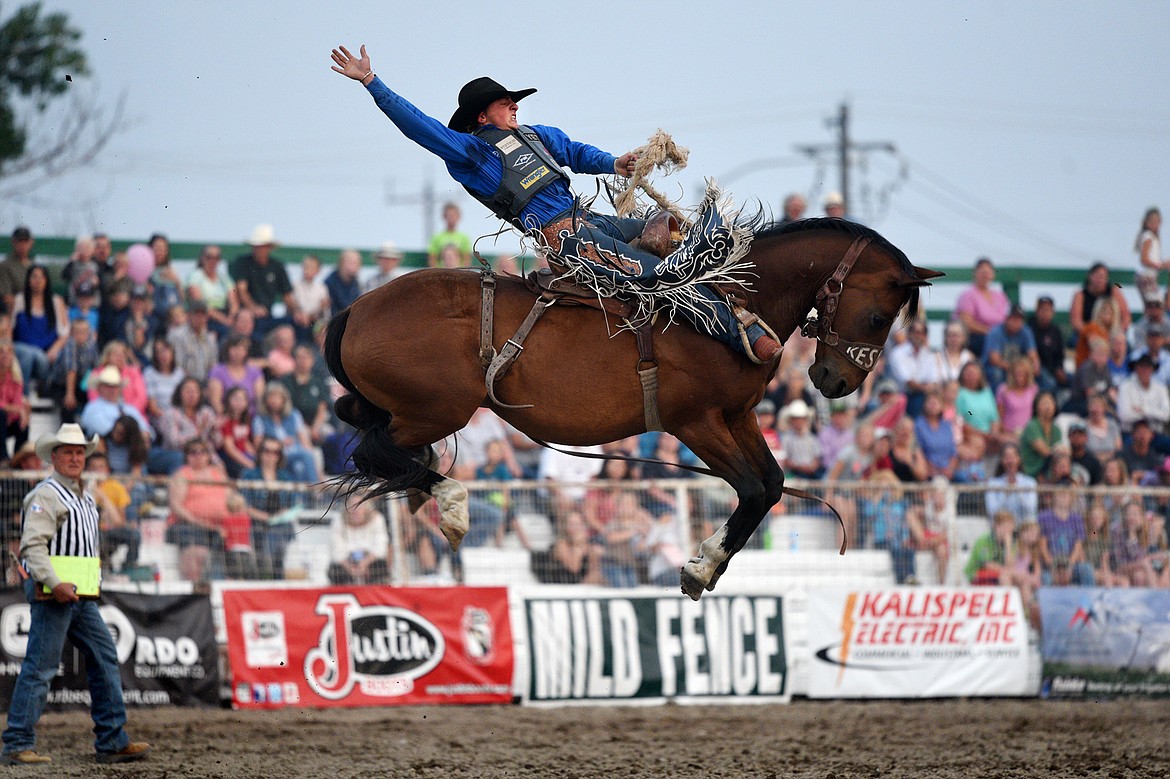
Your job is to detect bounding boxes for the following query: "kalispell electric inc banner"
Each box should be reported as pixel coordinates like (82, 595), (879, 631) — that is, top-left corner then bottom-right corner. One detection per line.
(524, 593), (788, 704)
(222, 586), (513, 708)
(807, 587), (1029, 698)
(0, 589), (220, 708)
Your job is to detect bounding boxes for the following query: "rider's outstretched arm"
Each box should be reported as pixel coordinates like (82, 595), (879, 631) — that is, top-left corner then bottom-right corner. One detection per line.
(330, 44), (492, 181)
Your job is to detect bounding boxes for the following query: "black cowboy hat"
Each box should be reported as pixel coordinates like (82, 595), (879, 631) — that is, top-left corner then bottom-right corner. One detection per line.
(447, 77), (536, 132)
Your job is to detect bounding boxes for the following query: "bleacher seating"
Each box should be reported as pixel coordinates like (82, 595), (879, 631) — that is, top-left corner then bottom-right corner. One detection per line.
(461, 547), (539, 587)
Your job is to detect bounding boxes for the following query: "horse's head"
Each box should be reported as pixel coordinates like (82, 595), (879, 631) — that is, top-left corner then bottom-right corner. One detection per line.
(804, 234), (943, 398)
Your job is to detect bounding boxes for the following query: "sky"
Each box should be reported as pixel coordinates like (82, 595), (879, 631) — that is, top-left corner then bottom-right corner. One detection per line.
(5, 1), (1169, 271)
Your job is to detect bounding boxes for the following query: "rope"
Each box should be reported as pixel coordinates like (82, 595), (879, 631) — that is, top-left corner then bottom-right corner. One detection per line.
(613, 129), (692, 228)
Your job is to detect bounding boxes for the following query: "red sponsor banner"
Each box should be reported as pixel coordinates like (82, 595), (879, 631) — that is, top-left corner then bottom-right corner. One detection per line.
(222, 586), (513, 708)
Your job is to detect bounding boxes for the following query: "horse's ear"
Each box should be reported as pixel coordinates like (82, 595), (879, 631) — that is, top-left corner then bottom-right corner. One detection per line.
(913, 266), (945, 281)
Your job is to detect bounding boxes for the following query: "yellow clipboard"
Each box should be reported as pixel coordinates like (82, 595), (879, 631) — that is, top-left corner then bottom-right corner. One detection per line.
(40, 556), (102, 600)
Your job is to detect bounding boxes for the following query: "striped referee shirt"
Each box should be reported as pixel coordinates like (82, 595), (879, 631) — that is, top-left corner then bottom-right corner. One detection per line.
(19, 471), (102, 590)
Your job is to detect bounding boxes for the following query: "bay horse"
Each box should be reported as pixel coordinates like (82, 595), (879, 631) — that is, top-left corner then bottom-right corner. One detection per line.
(324, 218), (942, 599)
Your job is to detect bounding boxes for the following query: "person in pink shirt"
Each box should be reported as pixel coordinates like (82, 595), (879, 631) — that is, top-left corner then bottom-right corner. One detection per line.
(953, 257), (1009, 357)
(995, 356), (1040, 439)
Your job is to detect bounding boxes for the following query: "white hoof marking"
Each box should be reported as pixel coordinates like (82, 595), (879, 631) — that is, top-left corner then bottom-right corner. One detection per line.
(430, 479), (469, 552)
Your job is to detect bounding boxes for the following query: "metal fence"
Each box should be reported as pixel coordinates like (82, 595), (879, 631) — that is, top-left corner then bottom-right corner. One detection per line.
(3, 471), (1167, 592)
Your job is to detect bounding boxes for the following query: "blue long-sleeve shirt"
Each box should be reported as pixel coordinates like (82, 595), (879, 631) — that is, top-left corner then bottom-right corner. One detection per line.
(365, 77), (617, 228)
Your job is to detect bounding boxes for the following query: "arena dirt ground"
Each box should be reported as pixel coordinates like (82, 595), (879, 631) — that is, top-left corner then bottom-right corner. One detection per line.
(15, 698), (1170, 778)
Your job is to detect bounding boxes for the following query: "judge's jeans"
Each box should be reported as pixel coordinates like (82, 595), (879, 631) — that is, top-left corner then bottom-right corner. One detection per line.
(566, 212), (764, 356)
(2, 578), (130, 757)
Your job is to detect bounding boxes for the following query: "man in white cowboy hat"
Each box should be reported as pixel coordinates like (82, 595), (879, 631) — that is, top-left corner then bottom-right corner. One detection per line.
(329, 44), (782, 363)
(779, 398), (824, 479)
(77, 365), (153, 441)
(2, 424), (151, 765)
(823, 191), (847, 219)
(364, 241), (407, 293)
(230, 224), (302, 340)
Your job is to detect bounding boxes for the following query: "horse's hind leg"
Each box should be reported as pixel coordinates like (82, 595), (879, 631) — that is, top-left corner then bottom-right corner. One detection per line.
(408, 447), (470, 552)
(675, 412), (779, 600)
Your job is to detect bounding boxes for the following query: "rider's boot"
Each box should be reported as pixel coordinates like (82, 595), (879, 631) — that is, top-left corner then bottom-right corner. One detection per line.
(751, 331), (782, 362)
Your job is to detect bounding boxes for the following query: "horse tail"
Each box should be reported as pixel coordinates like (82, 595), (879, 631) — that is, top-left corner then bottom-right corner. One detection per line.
(323, 305), (440, 500)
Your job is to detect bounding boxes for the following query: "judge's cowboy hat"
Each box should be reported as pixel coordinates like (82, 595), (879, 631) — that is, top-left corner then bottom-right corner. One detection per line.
(246, 224), (279, 247)
(447, 77), (537, 133)
(35, 423), (99, 462)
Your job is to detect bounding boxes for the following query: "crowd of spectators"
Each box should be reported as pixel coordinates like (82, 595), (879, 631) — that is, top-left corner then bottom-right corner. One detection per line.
(2, 200), (1168, 597)
(0, 222), (414, 586)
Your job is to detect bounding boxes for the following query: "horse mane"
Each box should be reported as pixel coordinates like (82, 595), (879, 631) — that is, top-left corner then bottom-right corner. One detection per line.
(750, 217), (923, 320)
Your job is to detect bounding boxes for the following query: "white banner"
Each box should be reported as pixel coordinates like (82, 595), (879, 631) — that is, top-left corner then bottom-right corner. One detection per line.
(522, 593), (790, 705)
(806, 587), (1029, 698)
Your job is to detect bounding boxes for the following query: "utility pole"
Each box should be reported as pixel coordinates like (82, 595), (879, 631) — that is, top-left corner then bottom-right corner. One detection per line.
(795, 102), (896, 216)
(384, 177), (436, 244)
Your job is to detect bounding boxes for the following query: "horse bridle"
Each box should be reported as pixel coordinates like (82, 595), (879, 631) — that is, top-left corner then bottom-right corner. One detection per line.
(800, 235), (884, 372)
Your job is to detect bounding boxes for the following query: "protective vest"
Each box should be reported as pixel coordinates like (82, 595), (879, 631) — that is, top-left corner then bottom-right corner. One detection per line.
(467, 125), (568, 226)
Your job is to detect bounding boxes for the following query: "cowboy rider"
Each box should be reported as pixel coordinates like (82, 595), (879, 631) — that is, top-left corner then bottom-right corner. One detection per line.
(329, 44), (781, 363)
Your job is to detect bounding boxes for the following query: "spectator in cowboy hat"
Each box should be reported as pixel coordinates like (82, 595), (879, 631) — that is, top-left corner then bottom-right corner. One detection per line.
(365, 241), (407, 292)
(822, 191), (846, 219)
(1117, 352), (1170, 437)
(78, 366), (153, 441)
(230, 224), (301, 341)
(779, 399), (823, 479)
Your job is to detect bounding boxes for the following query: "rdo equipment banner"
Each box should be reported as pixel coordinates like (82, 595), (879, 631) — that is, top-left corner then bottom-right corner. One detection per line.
(807, 587), (1029, 698)
(1039, 588), (1170, 698)
(524, 593), (788, 704)
(0, 588), (219, 708)
(222, 586), (513, 708)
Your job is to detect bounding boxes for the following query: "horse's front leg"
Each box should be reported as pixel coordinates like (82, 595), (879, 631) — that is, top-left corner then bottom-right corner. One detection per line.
(675, 412), (782, 600)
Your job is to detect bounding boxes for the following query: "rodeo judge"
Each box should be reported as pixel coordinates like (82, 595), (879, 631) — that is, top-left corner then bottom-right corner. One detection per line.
(329, 44), (782, 364)
(1, 424), (151, 766)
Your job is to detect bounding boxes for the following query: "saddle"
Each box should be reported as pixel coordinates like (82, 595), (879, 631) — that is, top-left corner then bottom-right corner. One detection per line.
(478, 268), (665, 431)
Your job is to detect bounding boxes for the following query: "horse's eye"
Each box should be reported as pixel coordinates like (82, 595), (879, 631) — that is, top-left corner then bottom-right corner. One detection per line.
(870, 313), (890, 330)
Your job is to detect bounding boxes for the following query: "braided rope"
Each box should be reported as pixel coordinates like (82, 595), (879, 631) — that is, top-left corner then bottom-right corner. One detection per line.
(612, 129), (691, 228)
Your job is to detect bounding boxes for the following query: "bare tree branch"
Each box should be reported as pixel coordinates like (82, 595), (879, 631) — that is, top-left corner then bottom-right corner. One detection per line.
(0, 87), (126, 197)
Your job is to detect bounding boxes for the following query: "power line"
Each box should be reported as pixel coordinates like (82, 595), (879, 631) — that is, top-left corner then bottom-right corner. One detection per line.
(895, 152), (1098, 262)
(794, 102), (896, 216)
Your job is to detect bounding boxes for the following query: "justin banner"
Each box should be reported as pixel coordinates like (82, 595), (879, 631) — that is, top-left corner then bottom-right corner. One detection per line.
(0, 588), (219, 708)
(222, 586), (513, 708)
(807, 587), (1029, 698)
(524, 593), (789, 704)
(1039, 588), (1170, 698)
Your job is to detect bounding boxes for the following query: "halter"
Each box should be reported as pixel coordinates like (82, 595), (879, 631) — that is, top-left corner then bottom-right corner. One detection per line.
(800, 235), (883, 372)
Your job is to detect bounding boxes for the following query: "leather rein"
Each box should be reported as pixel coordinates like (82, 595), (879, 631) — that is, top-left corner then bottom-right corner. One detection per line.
(799, 235), (883, 373)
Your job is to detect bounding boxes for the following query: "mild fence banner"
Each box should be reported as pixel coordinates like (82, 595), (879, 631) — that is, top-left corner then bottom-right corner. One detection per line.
(0, 588), (219, 708)
(222, 586), (513, 708)
(523, 593), (789, 704)
(806, 587), (1029, 698)
(1039, 588), (1170, 698)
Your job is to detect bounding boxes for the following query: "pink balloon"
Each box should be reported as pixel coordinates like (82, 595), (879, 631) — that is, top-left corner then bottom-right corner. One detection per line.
(126, 243), (154, 284)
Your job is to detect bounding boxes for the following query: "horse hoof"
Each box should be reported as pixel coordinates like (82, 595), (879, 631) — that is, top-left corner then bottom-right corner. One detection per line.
(430, 479), (469, 552)
(680, 569), (706, 601)
(680, 558), (713, 601)
(705, 569), (722, 592)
